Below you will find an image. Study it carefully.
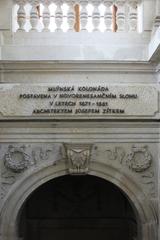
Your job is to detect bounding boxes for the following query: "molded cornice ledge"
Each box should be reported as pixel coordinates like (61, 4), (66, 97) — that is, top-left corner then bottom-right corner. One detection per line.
(0, 60), (157, 73)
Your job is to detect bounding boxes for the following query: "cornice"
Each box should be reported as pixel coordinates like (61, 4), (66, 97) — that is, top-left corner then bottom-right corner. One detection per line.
(0, 60), (157, 73)
(0, 120), (159, 129)
(0, 121), (159, 143)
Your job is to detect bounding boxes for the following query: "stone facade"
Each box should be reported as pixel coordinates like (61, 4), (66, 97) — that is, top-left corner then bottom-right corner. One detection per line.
(0, 0), (160, 240)
(0, 121), (159, 240)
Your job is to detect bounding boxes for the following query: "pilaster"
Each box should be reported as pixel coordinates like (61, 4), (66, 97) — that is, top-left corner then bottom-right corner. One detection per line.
(137, 0), (156, 33)
(0, 0), (13, 31)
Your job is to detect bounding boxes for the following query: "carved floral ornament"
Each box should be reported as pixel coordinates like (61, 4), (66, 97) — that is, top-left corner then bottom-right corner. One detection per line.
(127, 146), (152, 172)
(0, 144), (154, 201)
(64, 144), (92, 175)
(4, 145), (34, 173)
(2, 144), (153, 175)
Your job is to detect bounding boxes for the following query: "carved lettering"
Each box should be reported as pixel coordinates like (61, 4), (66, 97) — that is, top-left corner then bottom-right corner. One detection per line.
(0, 84), (156, 118)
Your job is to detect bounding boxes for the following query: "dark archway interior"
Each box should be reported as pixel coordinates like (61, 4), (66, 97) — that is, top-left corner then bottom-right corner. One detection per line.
(18, 175), (137, 240)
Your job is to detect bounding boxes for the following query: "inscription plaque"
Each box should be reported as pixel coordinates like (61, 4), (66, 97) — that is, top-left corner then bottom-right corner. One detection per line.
(0, 84), (158, 119)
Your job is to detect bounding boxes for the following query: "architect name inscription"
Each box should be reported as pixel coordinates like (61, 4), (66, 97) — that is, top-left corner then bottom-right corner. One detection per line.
(0, 84), (158, 119)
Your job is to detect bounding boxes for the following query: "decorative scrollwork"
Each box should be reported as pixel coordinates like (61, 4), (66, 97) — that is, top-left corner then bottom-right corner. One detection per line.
(105, 146), (125, 164)
(127, 146), (152, 172)
(4, 145), (33, 173)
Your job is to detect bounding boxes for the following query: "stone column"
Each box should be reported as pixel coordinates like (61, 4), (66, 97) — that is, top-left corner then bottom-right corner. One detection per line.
(55, 0), (63, 32)
(92, 0), (101, 31)
(116, 1), (125, 32)
(104, 0), (113, 32)
(67, 1), (76, 32)
(80, 0), (88, 31)
(42, 0), (51, 32)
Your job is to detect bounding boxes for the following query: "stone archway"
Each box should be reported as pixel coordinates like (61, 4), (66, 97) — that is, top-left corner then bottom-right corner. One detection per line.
(0, 161), (157, 240)
(18, 174), (138, 240)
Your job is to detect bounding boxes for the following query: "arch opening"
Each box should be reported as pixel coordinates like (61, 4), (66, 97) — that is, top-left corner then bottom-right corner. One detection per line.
(18, 175), (138, 240)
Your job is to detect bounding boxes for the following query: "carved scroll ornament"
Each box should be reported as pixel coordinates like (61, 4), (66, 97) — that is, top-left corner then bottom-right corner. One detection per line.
(105, 146), (125, 163)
